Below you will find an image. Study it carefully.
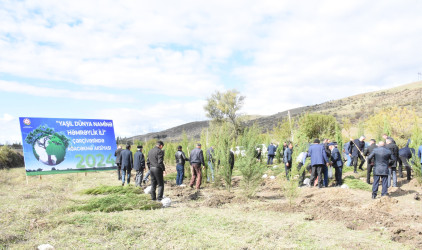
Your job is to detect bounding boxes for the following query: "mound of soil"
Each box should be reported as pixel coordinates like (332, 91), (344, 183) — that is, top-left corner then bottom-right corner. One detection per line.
(202, 193), (235, 208)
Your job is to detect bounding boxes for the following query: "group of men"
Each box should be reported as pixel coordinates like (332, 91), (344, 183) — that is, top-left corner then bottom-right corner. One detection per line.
(299, 134), (417, 198)
(115, 132), (419, 201)
(114, 141), (233, 201)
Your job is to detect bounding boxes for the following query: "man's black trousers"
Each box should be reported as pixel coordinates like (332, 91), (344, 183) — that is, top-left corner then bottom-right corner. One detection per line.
(353, 154), (365, 171)
(150, 167), (164, 201)
(367, 163), (373, 184)
(398, 156), (411, 180)
(310, 164), (324, 188)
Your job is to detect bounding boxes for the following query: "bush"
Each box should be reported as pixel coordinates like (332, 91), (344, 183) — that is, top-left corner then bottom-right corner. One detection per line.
(0, 146), (24, 169)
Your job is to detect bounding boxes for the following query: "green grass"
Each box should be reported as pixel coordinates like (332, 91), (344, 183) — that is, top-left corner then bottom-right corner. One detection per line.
(343, 176), (372, 191)
(69, 193), (162, 212)
(164, 172), (177, 181)
(80, 185), (144, 195)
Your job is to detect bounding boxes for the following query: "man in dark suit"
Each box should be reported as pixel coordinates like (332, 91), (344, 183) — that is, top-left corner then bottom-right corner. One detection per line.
(398, 139), (413, 180)
(348, 136), (366, 173)
(364, 139), (377, 184)
(283, 143), (293, 180)
(386, 138), (399, 187)
(307, 139), (329, 188)
(119, 144), (133, 186)
(114, 145), (123, 180)
(383, 134), (396, 144)
(267, 143), (277, 165)
(147, 141), (166, 201)
(229, 150), (235, 174)
(133, 145), (145, 187)
(329, 142), (343, 186)
(367, 141), (395, 199)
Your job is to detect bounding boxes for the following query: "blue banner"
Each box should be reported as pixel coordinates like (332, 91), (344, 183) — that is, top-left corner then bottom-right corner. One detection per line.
(19, 117), (117, 176)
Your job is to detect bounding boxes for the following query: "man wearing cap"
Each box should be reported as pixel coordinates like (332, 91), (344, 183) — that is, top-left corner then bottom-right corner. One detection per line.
(147, 141), (166, 201)
(307, 139), (329, 188)
(367, 141), (395, 199)
(119, 144), (133, 186)
(133, 145), (145, 187)
(189, 143), (205, 190)
(348, 136), (366, 173)
(329, 142), (343, 186)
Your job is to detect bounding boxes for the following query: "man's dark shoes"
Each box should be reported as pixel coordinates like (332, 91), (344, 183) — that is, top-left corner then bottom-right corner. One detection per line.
(372, 194), (376, 199)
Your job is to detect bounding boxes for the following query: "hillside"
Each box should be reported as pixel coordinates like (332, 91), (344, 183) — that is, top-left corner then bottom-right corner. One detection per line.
(123, 80), (422, 143)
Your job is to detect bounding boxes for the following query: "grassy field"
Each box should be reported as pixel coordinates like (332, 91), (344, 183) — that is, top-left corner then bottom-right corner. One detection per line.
(0, 167), (419, 249)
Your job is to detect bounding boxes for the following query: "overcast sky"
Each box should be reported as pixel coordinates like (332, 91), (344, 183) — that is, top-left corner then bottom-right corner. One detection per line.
(1, 0), (422, 143)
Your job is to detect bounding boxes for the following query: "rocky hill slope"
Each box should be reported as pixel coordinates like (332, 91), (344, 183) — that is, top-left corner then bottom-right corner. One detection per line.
(123, 80), (422, 143)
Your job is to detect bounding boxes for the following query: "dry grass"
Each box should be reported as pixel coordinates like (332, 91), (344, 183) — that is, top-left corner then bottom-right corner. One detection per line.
(0, 167), (415, 249)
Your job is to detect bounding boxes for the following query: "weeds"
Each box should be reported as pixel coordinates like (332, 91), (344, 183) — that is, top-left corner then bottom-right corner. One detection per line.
(69, 194), (162, 212)
(280, 175), (300, 207)
(80, 185), (144, 195)
(343, 176), (371, 191)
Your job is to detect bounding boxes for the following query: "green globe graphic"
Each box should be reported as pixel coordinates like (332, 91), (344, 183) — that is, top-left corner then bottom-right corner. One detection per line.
(25, 125), (70, 167)
(33, 135), (67, 165)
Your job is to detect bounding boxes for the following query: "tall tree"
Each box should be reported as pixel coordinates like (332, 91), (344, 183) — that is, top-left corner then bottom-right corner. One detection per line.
(204, 89), (245, 135)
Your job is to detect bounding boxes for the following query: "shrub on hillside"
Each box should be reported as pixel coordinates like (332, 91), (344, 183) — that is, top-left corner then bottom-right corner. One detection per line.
(0, 146), (24, 169)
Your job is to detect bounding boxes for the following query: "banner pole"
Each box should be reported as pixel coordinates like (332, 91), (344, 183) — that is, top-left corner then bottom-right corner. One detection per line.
(26, 175), (29, 185)
(85, 172), (87, 176)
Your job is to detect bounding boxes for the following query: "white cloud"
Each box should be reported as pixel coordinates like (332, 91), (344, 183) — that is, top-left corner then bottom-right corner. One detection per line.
(0, 80), (134, 102)
(1, 0), (422, 142)
(0, 114), (20, 143)
(97, 99), (207, 137)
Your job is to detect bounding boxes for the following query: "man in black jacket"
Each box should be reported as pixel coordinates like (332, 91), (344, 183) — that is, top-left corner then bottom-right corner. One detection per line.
(368, 141), (395, 199)
(398, 139), (413, 180)
(175, 145), (189, 186)
(383, 134), (396, 144)
(134, 145), (145, 187)
(283, 143), (293, 180)
(119, 144), (133, 186)
(189, 143), (205, 190)
(229, 150), (235, 174)
(364, 139), (377, 184)
(147, 141), (166, 201)
(386, 138), (399, 187)
(348, 136), (366, 173)
(114, 145), (123, 180)
(329, 143), (343, 186)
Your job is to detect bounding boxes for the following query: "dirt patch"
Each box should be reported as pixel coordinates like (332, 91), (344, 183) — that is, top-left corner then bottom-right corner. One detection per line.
(172, 187), (200, 202)
(202, 193), (235, 208)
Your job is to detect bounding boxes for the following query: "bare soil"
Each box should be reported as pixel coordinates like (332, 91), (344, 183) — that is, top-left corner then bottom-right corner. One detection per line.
(163, 169), (422, 248)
